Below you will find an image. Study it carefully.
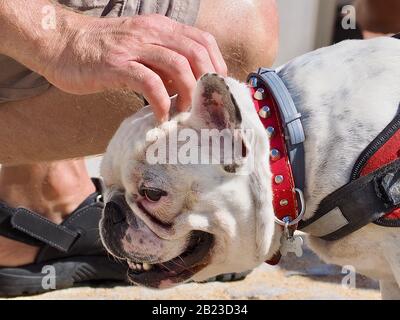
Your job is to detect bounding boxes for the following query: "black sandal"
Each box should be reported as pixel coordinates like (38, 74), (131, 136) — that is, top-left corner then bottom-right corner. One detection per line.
(0, 178), (129, 297)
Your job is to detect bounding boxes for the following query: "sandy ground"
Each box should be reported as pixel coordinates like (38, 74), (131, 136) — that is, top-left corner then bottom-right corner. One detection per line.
(4, 248), (380, 300)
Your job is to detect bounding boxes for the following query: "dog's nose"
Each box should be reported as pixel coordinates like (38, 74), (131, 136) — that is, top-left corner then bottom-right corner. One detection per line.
(105, 194), (127, 225)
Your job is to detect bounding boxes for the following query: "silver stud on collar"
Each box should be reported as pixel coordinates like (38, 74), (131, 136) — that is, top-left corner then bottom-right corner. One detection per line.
(258, 106), (271, 118)
(248, 76), (258, 88)
(270, 149), (281, 161)
(280, 199), (289, 206)
(266, 126), (275, 138)
(254, 88), (265, 101)
(274, 175), (284, 184)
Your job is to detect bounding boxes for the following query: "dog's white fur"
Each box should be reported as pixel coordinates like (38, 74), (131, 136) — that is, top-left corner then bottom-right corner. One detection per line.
(101, 37), (400, 298)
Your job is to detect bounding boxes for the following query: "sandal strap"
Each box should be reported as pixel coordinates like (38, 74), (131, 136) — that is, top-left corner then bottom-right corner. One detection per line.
(0, 204), (80, 252)
(0, 178), (105, 252)
(0, 203), (41, 247)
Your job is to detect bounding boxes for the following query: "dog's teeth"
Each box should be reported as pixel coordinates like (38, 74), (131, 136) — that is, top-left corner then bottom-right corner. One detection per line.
(143, 263), (152, 271)
(127, 261), (151, 272)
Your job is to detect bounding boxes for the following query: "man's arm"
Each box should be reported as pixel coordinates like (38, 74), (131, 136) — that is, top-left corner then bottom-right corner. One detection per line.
(0, 0), (72, 77)
(0, 0), (227, 121)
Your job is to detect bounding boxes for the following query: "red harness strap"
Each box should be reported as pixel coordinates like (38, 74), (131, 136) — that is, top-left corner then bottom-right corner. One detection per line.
(249, 85), (299, 265)
(358, 128), (400, 220)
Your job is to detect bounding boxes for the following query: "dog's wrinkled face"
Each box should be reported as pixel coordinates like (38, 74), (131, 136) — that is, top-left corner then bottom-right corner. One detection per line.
(100, 74), (279, 288)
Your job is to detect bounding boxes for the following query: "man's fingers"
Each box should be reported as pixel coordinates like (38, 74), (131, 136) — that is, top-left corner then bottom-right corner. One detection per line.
(122, 62), (171, 123)
(132, 15), (223, 78)
(137, 45), (197, 111)
(157, 34), (217, 79)
(179, 25), (228, 76)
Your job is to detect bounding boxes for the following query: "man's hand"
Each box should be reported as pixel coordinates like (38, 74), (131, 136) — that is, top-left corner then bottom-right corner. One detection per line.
(0, 1), (227, 122)
(45, 14), (228, 122)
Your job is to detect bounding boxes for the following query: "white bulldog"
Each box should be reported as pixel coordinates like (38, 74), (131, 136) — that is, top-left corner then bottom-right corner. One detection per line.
(99, 37), (400, 299)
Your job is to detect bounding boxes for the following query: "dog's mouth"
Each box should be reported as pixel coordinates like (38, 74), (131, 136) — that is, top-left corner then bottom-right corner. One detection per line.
(126, 230), (214, 288)
(102, 194), (214, 288)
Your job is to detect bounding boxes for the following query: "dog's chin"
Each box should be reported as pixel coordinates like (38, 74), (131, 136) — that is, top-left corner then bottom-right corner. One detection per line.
(125, 231), (214, 288)
(124, 231), (214, 289)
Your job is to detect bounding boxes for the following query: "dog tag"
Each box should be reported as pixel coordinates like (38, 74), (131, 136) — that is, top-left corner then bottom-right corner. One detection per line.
(280, 234), (304, 257)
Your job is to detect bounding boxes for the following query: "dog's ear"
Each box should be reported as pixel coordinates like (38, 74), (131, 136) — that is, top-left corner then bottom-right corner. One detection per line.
(190, 73), (242, 130)
(186, 74), (252, 172)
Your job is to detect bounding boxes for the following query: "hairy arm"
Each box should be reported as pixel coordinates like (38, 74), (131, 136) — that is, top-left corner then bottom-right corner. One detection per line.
(0, 0), (74, 76)
(0, 1), (226, 122)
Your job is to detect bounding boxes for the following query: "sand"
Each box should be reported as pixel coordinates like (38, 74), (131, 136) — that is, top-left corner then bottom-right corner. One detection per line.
(4, 249), (380, 300)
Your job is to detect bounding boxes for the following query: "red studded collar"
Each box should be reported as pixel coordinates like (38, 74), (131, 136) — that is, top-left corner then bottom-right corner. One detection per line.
(247, 69), (306, 265)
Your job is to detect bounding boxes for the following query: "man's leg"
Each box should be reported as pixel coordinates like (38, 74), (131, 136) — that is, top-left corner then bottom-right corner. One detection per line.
(0, 0), (279, 267)
(0, 160), (95, 266)
(196, 0), (278, 79)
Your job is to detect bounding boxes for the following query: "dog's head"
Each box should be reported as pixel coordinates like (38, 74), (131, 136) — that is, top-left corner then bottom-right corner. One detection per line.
(100, 74), (280, 288)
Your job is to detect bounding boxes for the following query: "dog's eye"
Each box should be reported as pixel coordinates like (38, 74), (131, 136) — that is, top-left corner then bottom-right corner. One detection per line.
(143, 189), (166, 202)
(139, 186), (167, 202)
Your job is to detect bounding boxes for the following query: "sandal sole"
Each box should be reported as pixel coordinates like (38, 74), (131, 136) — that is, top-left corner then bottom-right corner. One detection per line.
(0, 256), (128, 297)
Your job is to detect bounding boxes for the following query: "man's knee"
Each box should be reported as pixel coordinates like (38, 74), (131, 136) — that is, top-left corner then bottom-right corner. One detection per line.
(195, 0), (279, 80)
